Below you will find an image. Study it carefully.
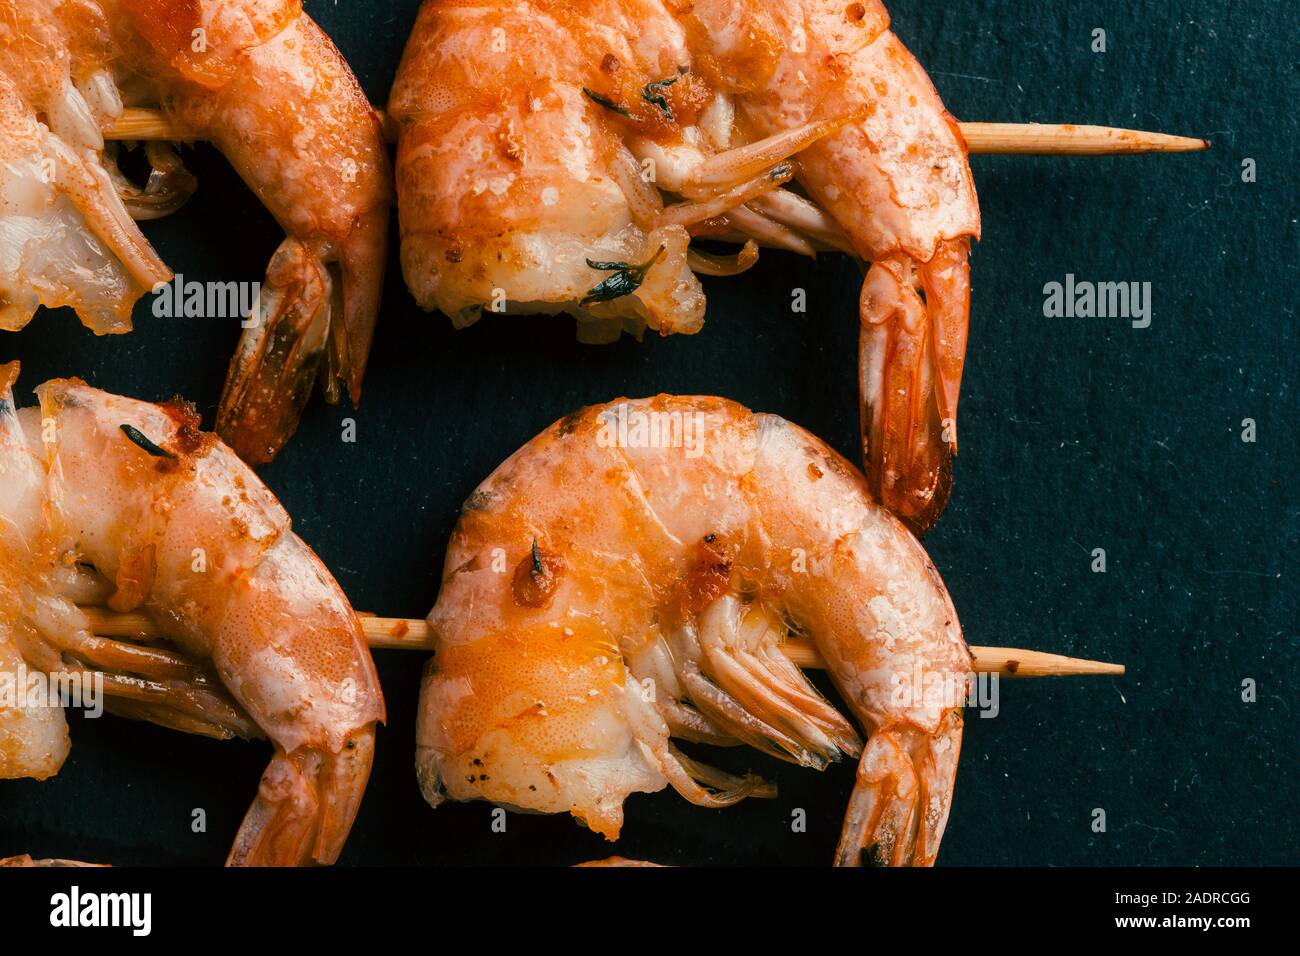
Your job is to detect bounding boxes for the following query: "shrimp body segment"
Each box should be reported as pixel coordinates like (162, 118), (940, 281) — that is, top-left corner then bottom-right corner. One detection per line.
(391, 0), (978, 531)
(0, 364), (71, 781)
(0, 0), (391, 464)
(419, 395), (970, 865)
(0, 362), (384, 865)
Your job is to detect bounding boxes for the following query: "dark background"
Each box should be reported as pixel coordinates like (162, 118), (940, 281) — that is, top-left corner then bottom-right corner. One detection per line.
(1, 0), (1295, 866)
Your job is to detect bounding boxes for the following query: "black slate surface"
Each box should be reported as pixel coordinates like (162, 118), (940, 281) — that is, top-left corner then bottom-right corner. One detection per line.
(1, 0), (1295, 866)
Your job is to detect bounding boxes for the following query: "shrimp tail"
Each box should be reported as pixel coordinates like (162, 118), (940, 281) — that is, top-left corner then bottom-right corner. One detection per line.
(228, 725), (376, 867)
(834, 712), (963, 867)
(216, 238), (332, 465)
(329, 203), (389, 407)
(217, 204), (387, 463)
(859, 238), (970, 535)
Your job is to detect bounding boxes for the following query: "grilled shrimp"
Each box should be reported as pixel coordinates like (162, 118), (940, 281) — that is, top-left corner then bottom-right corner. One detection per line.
(389, 0), (978, 532)
(0, 361), (384, 865)
(0, 0), (391, 464)
(418, 395), (970, 866)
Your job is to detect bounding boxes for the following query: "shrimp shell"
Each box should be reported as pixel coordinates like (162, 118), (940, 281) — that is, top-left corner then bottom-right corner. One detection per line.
(0, 361), (385, 865)
(418, 395), (970, 864)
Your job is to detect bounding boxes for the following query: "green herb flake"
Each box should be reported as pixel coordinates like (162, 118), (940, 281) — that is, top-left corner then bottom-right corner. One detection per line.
(582, 87), (636, 120)
(581, 245), (667, 306)
(641, 76), (679, 122)
(120, 423), (176, 459)
(531, 539), (542, 574)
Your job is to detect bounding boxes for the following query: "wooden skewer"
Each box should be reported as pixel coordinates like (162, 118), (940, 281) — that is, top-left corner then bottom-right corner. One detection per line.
(958, 121), (1208, 155)
(79, 607), (1124, 678)
(105, 107), (1207, 156)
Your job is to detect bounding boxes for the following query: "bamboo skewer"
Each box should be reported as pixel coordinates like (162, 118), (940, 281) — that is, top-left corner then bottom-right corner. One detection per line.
(79, 607), (1124, 678)
(106, 107), (1207, 156)
(958, 122), (1208, 155)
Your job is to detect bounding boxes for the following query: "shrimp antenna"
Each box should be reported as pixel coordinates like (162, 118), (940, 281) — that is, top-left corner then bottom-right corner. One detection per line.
(106, 108), (1207, 156)
(80, 608), (1124, 678)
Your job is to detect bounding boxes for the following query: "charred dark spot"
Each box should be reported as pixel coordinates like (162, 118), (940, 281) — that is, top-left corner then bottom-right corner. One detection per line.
(176, 424), (204, 454)
(160, 396), (200, 431)
(512, 543), (564, 608)
(865, 842), (889, 867)
(600, 53), (620, 73)
(1005, 660), (1020, 674)
(451, 555), (481, 576)
(144, 399), (212, 459)
(462, 488), (495, 513)
(557, 407), (589, 436)
(768, 162), (791, 182)
(445, 245), (464, 264)
(680, 534), (735, 614)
